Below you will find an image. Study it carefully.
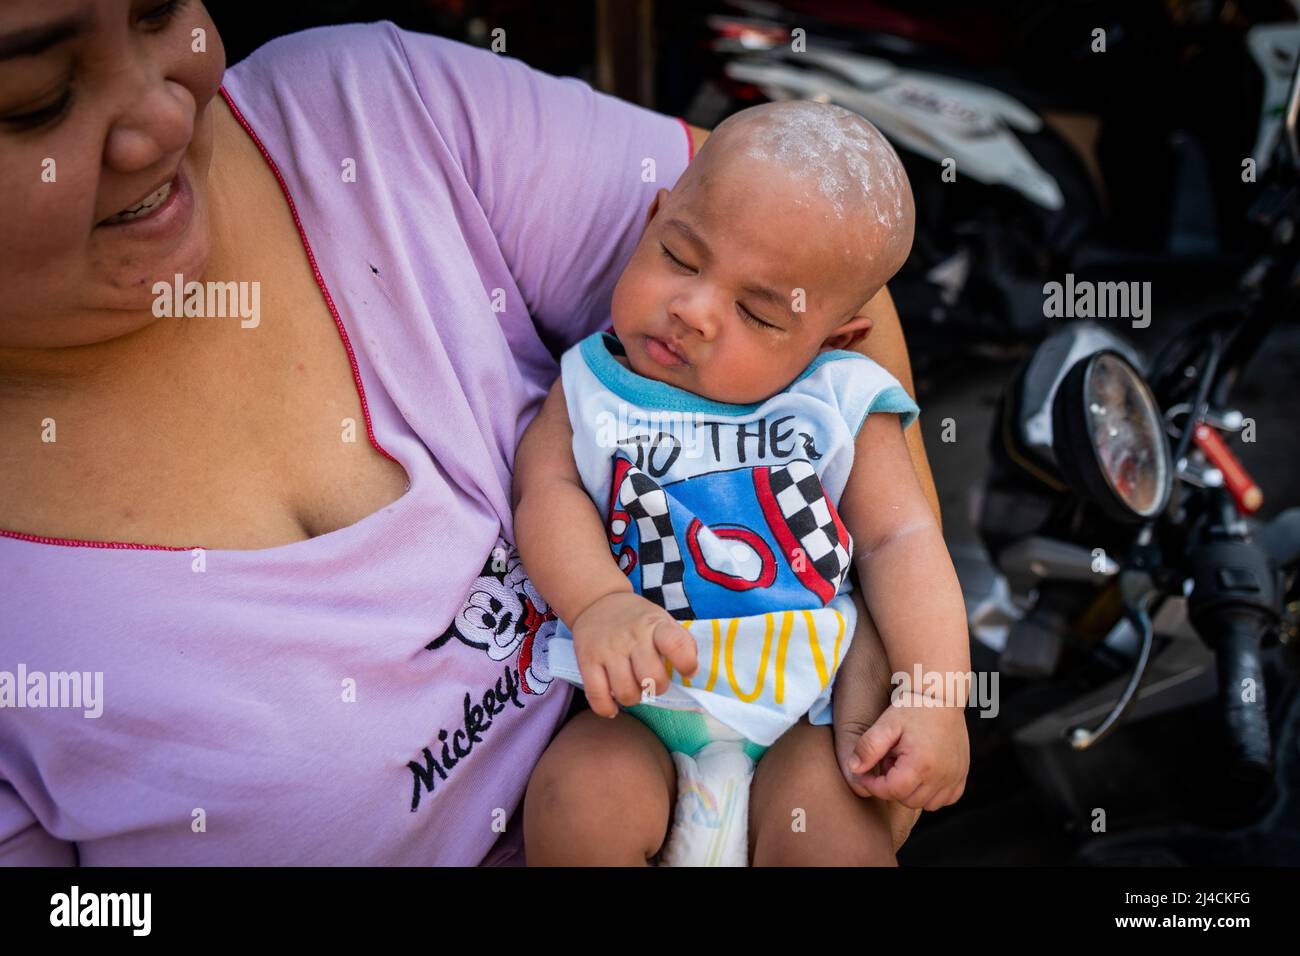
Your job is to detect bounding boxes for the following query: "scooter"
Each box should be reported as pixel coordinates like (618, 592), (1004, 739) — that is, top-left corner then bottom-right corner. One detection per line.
(689, 0), (1300, 378)
(955, 54), (1300, 864)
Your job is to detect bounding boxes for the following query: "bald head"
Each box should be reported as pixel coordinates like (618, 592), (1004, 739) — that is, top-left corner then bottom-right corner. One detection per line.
(679, 100), (915, 304)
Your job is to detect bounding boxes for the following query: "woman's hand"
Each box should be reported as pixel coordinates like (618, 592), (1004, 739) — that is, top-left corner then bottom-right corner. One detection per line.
(571, 592), (700, 718)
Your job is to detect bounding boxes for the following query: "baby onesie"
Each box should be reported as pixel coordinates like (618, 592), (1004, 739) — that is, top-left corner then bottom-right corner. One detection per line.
(542, 330), (919, 863)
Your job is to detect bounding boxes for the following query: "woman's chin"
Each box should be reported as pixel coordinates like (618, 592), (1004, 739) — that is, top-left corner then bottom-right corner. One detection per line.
(59, 243), (214, 346)
(95, 162), (214, 292)
(101, 228), (212, 303)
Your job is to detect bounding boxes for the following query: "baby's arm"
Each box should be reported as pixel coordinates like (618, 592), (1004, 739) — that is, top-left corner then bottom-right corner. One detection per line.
(838, 411), (970, 688)
(511, 379), (698, 716)
(835, 411), (971, 809)
(511, 380), (632, 634)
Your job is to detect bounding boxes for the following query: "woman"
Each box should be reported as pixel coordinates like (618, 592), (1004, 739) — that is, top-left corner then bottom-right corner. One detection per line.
(0, 1), (939, 865)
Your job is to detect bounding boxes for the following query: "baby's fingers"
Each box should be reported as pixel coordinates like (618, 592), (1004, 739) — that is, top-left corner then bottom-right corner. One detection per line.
(604, 657), (643, 708)
(847, 717), (900, 775)
(923, 784), (965, 812)
(842, 752), (903, 799)
(859, 759), (921, 803)
(630, 645), (671, 703)
(582, 665), (618, 719)
(652, 617), (699, 680)
(896, 780), (934, 811)
(841, 768), (874, 799)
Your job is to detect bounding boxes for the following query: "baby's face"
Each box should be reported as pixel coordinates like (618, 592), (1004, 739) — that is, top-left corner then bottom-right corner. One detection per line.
(610, 157), (883, 405)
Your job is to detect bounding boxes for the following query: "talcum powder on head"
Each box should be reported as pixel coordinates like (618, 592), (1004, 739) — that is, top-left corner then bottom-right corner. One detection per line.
(676, 100), (916, 301)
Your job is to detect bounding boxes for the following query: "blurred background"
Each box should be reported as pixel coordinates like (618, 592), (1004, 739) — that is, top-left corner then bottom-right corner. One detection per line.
(210, 0), (1300, 865)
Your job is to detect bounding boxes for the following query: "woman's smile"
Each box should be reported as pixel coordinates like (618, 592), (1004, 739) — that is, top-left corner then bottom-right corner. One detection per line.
(101, 172), (177, 224)
(95, 163), (194, 242)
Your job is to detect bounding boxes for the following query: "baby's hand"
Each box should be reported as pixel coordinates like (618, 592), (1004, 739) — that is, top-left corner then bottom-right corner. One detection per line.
(570, 592), (699, 718)
(844, 692), (969, 811)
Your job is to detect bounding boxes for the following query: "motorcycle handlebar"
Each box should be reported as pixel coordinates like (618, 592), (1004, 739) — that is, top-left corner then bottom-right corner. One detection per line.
(1186, 535), (1279, 784)
(1214, 614), (1273, 782)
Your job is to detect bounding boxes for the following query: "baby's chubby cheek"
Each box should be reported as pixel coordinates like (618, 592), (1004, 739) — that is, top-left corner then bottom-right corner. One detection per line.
(609, 254), (658, 337)
(726, 350), (794, 396)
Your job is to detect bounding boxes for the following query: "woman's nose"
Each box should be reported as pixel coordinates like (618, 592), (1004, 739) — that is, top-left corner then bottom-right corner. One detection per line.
(103, 78), (196, 174)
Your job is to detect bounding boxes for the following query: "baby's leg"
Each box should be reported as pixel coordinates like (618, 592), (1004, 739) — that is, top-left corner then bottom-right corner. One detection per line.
(523, 708), (675, 865)
(748, 716), (898, 866)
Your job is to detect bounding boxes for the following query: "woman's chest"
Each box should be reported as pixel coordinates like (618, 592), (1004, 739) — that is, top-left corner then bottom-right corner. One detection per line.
(0, 90), (541, 552)
(0, 537), (566, 864)
(0, 160), (412, 551)
(0, 295), (410, 551)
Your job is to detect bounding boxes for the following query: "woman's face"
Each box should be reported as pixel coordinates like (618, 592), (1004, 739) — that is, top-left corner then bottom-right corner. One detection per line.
(0, 0), (224, 349)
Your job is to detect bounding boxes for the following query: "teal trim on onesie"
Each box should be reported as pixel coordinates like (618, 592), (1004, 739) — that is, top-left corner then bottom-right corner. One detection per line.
(580, 332), (868, 417)
(625, 703), (769, 763)
(854, 384), (921, 434)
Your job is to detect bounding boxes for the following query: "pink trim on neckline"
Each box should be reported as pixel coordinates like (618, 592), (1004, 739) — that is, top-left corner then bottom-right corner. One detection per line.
(0, 85), (400, 552)
(676, 116), (696, 163)
(220, 85), (398, 468)
(0, 530), (193, 551)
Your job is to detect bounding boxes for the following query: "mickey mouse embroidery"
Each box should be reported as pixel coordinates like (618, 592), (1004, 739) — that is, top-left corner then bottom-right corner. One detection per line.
(429, 543), (556, 695)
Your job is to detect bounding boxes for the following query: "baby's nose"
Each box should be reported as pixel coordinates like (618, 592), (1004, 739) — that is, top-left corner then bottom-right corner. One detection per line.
(672, 301), (719, 340)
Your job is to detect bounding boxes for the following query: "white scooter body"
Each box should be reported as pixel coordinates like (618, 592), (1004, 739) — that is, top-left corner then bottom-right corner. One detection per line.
(723, 44), (1065, 210)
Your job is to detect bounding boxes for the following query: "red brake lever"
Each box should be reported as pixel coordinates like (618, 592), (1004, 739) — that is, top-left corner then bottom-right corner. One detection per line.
(1193, 423), (1264, 515)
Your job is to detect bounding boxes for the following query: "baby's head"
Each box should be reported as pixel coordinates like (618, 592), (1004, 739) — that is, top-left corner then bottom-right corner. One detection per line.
(611, 100), (914, 404)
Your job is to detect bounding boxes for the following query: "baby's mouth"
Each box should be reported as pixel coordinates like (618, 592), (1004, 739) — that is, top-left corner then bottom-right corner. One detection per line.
(643, 334), (690, 368)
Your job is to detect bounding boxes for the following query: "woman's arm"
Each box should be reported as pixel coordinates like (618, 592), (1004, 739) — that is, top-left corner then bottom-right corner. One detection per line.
(686, 122), (710, 159)
(852, 286), (941, 529)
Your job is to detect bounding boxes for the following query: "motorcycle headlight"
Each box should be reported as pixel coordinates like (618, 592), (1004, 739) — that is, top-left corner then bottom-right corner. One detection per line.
(1052, 351), (1172, 522)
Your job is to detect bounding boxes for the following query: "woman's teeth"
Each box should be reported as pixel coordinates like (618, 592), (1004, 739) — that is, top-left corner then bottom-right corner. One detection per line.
(104, 181), (172, 224)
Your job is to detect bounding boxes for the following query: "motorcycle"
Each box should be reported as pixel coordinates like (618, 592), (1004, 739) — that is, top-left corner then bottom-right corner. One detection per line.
(955, 50), (1300, 864)
(687, 0), (1300, 378)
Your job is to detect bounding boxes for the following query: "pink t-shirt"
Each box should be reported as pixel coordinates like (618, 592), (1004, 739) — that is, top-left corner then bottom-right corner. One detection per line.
(0, 21), (691, 865)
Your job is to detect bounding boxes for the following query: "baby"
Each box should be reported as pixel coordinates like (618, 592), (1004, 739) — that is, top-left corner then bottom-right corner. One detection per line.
(513, 101), (970, 865)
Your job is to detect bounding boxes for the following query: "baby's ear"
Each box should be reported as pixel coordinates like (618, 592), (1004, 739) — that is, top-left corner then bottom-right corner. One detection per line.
(822, 311), (873, 352)
(642, 188), (671, 233)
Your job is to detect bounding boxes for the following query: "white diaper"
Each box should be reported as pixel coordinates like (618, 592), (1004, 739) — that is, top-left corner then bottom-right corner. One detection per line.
(656, 715), (757, 867)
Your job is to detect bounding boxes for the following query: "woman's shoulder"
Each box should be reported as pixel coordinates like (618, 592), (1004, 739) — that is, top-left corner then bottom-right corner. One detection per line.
(226, 21), (401, 81)
(222, 20), (498, 118)
(226, 20), (444, 74)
